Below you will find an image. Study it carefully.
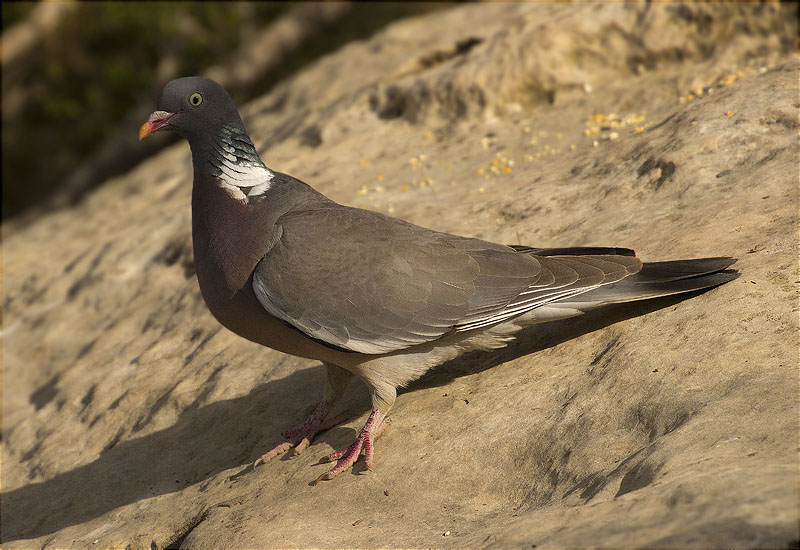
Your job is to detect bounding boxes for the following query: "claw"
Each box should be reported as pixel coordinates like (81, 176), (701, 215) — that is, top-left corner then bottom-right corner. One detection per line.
(314, 470), (333, 485)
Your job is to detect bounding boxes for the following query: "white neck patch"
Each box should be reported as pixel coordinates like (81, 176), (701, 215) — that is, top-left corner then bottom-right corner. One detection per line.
(216, 163), (274, 202)
(209, 125), (275, 202)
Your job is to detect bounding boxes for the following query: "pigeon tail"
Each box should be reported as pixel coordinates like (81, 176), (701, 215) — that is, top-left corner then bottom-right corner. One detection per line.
(557, 257), (737, 305)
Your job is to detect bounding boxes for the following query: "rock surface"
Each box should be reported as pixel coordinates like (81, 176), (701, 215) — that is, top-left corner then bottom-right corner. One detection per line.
(2, 3), (798, 548)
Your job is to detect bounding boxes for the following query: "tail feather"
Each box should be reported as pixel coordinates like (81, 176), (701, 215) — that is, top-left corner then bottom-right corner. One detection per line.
(633, 257), (737, 283)
(561, 257), (737, 305)
(510, 245), (636, 257)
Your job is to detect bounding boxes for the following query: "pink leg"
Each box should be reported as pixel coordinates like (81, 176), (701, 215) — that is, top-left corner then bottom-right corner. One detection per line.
(254, 401), (348, 466)
(315, 409), (386, 483)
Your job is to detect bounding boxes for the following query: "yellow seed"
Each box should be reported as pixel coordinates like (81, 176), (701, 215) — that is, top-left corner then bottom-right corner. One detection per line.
(590, 127), (599, 134)
(524, 154), (533, 162)
(356, 187), (367, 195)
(726, 111), (734, 117)
(570, 144), (576, 151)
(679, 96), (687, 104)
(502, 167), (512, 174)
(424, 131), (433, 139)
(401, 185), (410, 192)
(476, 168), (484, 175)
(360, 159), (370, 167)
(609, 132), (619, 140)
(634, 126), (644, 133)
(478, 187), (485, 193)
(492, 159), (500, 166)
(409, 157), (419, 169)
(592, 140), (599, 147)
(377, 175), (384, 182)
(583, 129), (591, 137)
(375, 186), (385, 192)
(523, 126), (531, 134)
(692, 121), (698, 126)
(555, 132), (563, 139)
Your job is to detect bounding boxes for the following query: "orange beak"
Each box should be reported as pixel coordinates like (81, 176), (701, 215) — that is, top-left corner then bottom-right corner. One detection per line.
(139, 111), (177, 140)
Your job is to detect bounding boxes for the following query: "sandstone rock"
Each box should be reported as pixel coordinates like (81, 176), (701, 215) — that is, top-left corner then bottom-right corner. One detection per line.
(2, 3), (797, 548)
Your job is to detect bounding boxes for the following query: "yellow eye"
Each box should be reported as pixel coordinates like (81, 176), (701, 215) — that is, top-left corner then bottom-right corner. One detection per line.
(189, 92), (203, 106)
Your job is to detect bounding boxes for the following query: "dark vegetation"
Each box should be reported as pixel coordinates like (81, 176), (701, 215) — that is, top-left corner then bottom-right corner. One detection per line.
(2, 2), (451, 225)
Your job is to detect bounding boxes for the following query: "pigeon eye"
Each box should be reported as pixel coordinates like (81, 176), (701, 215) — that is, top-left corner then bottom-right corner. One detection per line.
(189, 92), (203, 106)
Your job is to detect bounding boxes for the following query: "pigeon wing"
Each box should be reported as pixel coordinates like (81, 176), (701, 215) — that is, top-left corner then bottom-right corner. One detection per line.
(253, 206), (640, 354)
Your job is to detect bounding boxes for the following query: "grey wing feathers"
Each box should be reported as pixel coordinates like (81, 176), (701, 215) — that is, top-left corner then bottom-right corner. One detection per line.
(454, 254), (641, 331)
(252, 205), (650, 354)
(253, 207), (483, 354)
(253, 205), (656, 354)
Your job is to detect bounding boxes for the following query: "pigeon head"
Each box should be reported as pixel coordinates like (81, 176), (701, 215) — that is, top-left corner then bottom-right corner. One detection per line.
(141, 77), (272, 190)
(139, 77), (242, 143)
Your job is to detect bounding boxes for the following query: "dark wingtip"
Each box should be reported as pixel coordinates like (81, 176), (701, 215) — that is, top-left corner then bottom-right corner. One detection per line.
(513, 246), (637, 257)
(637, 256), (738, 283)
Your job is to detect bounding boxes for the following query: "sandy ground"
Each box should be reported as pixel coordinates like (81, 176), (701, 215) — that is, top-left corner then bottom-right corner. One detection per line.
(2, 3), (798, 548)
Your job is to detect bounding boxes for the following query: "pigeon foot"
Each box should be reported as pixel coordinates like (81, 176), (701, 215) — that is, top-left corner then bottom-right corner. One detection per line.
(315, 409), (386, 482)
(254, 401), (347, 466)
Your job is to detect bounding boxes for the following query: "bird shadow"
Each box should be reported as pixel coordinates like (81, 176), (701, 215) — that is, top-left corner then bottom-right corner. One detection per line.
(0, 291), (705, 542)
